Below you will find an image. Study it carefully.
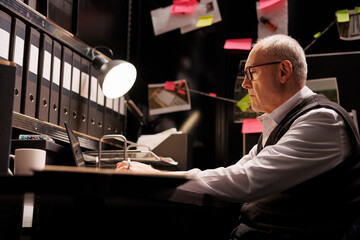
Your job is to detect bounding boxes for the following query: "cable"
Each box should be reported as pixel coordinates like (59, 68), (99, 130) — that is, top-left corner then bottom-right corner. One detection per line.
(127, 0), (132, 61)
(304, 19), (337, 52)
(93, 46), (114, 59)
(175, 85), (238, 103)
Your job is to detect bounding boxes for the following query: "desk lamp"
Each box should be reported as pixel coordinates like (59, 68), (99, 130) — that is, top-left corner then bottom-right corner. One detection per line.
(92, 54), (137, 99)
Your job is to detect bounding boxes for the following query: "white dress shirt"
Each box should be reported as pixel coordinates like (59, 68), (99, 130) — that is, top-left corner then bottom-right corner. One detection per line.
(178, 86), (352, 203)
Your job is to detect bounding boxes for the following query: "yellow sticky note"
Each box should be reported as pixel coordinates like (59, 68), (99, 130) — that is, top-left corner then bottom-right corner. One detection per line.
(196, 15), (213, 28)
(237, 94), (251, 112)
(336, 9), (350, 23)
(355, 7), (360, 13)
(313, 32), (321, 38)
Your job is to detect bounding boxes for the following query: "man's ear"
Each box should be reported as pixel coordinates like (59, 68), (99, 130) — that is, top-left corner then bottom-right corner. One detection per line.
(279, 60), (293, 84)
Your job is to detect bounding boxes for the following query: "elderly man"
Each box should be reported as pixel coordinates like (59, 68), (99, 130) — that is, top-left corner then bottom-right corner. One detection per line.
(117, 34), (360, 240)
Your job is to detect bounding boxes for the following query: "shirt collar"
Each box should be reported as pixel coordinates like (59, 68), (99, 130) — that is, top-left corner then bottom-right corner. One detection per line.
(261, 86), (315, 124)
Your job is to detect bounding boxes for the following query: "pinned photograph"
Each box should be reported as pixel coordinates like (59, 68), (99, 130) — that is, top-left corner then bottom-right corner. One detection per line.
(148, 79), (191, 115)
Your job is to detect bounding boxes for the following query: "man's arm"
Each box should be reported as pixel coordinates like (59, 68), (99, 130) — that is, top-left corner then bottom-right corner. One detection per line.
(178, 108), (352, 202)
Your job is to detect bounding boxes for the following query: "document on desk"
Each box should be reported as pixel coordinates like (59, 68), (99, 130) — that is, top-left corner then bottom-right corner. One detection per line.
(136, 128), (181, 151)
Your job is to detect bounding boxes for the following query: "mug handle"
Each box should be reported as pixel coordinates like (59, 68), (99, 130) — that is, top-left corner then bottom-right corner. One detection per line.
(8, 154), (15, 176)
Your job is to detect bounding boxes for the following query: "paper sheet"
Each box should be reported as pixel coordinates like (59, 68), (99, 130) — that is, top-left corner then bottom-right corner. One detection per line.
(256, 0), (288, 40)
(136, 128), (181, 151)
(180, 0), (222, 34)
(148, 79), (191, 116)
(151, 5), (194, 36)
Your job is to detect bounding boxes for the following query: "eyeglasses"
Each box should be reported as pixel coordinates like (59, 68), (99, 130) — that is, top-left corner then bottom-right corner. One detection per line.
(243, 61), (282, 81)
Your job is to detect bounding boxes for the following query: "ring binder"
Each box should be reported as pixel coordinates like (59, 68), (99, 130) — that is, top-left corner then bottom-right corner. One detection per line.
(59, 46), (72, 127)
(9, 18), (25, 113)
(36, 33), (52, 121)
(49, 40), (61, 125)
(22, 26), (40, 118)
(88, 65), (98, 137)
(69, 52), (81, 131)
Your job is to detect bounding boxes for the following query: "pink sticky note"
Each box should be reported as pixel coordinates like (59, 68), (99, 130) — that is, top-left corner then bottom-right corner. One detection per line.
(242, 118), (263, 134)
(259, 0), (284, 10)
(171, 0), (198, 14)
(209, 92), (217, 97)
(224, 38), (252, 50)
(164, 81), (176, 91)
(177, 89), (186, 95)
(178, 79), (184, 87)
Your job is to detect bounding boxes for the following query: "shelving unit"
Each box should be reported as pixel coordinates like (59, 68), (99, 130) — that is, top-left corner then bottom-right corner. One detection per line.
(0, 0), (114, 150)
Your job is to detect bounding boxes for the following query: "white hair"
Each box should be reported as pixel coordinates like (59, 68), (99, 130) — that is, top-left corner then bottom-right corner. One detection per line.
(255, 34), (307, 84)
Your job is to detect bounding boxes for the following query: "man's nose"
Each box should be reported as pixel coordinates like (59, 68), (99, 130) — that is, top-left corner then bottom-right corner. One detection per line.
(242, 77), (251, 89)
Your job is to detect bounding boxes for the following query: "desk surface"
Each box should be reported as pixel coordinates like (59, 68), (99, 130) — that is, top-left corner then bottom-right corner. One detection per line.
(0, 166), (241, 240)
(1, 165), (236, 208)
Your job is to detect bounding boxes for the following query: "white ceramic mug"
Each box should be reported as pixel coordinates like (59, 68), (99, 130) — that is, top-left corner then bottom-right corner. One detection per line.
(9, 148), (46, 175)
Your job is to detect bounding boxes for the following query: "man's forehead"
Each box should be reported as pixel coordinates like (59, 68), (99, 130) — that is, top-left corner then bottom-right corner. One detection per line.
(245, 48), (263, 67)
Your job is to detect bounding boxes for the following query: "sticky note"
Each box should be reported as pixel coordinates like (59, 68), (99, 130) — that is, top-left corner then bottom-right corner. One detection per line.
(177, 89), (186, 95)
(164, 81), (176, 91)
(209, 92), (217, 97)
(237, 94), (251, 112)
(355, 7), (360, 13)
(178, 79), (184, 87)
(259, 0), (284, 10)
(313, 32), (321, 38)
(171, 0), (198, 14)
(196, 15), (213, 28)
(242, 118), (263, 134)
(336, 9), (350, 23)
(224, 38), (252, 50)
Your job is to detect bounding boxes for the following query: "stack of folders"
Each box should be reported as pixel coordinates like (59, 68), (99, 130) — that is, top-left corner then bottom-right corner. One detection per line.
(0, 8), (125, 138)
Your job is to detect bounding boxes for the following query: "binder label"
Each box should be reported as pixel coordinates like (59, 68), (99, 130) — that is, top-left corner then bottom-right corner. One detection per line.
(14, 36), (24, 66)
(105, 97), (112, 109)
(72, 67), (80, 94)
(29, 45), (39, 75)
(43, 51), (51, 81)
(52, 57), (61, 85)
(63, 62), (72, 90)
(90, 76), (97, 102)
(113, 97), (119, 112)
(0, 28), (9, 59)
(119, 96), (125, 115)
(80, 72), (89, 98)
(97, 84), (104, 106)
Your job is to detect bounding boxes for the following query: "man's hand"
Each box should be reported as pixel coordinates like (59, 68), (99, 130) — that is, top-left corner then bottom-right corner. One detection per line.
(116, 161), (163, 174)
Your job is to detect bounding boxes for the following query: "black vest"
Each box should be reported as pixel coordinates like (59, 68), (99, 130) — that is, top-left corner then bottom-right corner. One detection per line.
(233, 94), (360, 240)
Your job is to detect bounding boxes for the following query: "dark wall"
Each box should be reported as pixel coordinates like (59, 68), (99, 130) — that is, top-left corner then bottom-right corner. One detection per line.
(76, 0), (360, 170)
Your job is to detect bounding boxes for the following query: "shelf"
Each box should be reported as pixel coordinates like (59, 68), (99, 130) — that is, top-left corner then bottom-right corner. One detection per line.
(12, 111), (99, 150)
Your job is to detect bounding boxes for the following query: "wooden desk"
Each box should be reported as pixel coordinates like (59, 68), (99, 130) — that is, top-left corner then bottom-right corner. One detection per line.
(0, 166), (240, 240)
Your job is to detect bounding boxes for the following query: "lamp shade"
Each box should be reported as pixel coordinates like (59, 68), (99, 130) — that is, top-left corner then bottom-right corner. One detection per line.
(93, 55), (137, 99)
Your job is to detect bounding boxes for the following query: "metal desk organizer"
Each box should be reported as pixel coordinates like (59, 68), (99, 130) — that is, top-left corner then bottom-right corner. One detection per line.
(97, 134), (178, 169)
(98, 134), (128, 169)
